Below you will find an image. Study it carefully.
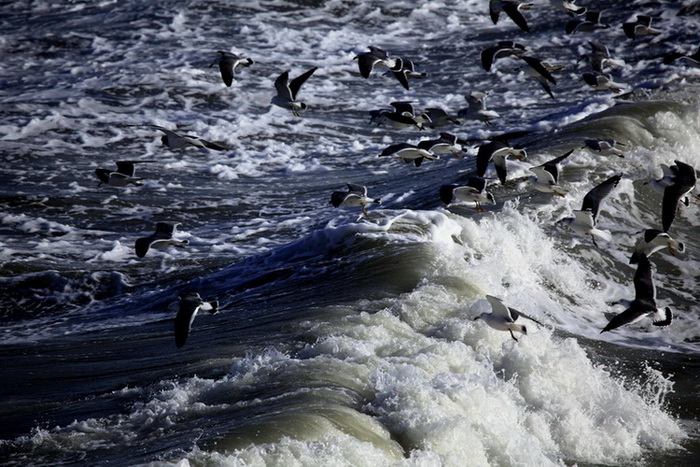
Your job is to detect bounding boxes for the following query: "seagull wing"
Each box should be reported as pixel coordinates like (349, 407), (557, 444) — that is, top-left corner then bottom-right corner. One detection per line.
(520, 56), (556, 84)
(486, 295), (515, 321)
(633, 254), (657, 305)
(502, 1), (530, 32)
(115, 161), (136, 176)
(174, 297), (202, 348)
(346, 183), (368, 197)
(581, 173), (622, 221)
(288, 67), (317, 100)
(489, 0), (501, 24)
(274, 71), (292, 100)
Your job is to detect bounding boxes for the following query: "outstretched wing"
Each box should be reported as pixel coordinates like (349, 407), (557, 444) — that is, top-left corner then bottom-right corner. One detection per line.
(289, 67), (318, 100)
(581, 173), (622, 220)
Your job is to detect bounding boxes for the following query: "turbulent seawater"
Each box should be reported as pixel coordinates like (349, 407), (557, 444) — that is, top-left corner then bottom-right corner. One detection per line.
(1, 0), (699, 465)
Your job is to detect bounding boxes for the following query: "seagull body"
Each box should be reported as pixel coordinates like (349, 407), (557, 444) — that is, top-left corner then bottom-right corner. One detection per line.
(134, 222), (189, 258)
(209, 51), (253, 87)
(417, 132), (468, 158)
(423, 108), (460, 128)
(271, 67), (318, 116)
(580, 41), (624, 73)
(566, 10), (610, 34)
(660, 160), (697, 232)
(623, 15), (662, 39)
(475, 295), (542, 341)
(330, 183), (381, 216)
(629, 229), (685, 264)
(388, 58), (426, 90)
(173, 291), (219, 348)
(489, 0), (533, 33)
(663, 47), (700, 68)
(354, 46), (397, 78)
(583, 138), (626, 158)
(458, 91), (500, 124)
(379, 142), (437, 167)
(582, 72), (625, 93)
(439, 177), (496, 211)
(601, 255), (672, 333)
(476, 140), (527, 184)
(129, 124), (228, 151)
(529, 149), (573, 196)
(370, 101), (429, 130)
(481, 41), (526, 71)
(558, 174), (622, 247)
(95, 160), (149, 187)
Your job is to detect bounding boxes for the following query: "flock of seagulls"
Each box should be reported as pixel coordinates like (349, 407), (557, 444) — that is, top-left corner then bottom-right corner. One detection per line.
(91, 1), (698, 346)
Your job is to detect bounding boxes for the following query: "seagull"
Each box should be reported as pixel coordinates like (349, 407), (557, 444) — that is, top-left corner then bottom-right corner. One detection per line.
(474, 295), (543, 342)
(330, 183), (381, 216)
(388, 58), (426, 90)
(95, 160), (150, 187)
(529, 149), (573, 196)
(480, 41), (526, 71)
(417, 132), (468, 158)
(458, 91), (500, 125)
(557, 174), (622, 247)
(660, 160), (697, 232)
(476, 140), (527, 184)
(128, 125), (229, 151)
(134, 222), (189, 258)
(663, 47), (700, 68)
(173, 291), (219, 348)
(566, 10), (610, 34)
(629, 229), (685, 264)
(601, 255), (672, 333)
(579, 41), (624, 73)
(379, 142), (438, 167)
(370, 109), (426, 130)
(354, 46), (397, 78)
(209, 51), (254, 87)
(439, 177), (496, 211)
(271, 67), (318, 116)
(518, 55), (561, 99)
(489, 0), (533, 33)
(582, 138), (626, 158)
(622, 15), (662, 39)
(423, 108), (461, 128)
(582, 72), (625, 94)
(553, 0), (586, 16)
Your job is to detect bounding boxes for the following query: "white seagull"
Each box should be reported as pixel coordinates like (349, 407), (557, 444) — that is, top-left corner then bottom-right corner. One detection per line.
(458, 91), (500, 125)
(135, 222), (189, 258)
(629, 229), (685, 264)
(480, 40), (526, 71)
(330, 183), (381, 216)
(558, 173), (622, 247)
(601, 255), (672, 333)
(476, 140), (528, 184)
(210, 51), (254, 87)
(271, 67), (318, 116)
(439, 177), (496, 211)
(379, 142), (438, 167)
(173, 291), (219, 348)
(529, 149), (573, 196)
(474, 295), (543, 341)
(417, 132), (468, 158)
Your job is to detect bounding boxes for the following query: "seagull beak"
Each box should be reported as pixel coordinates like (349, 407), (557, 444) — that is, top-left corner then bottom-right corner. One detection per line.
(452, 152), (464, 159)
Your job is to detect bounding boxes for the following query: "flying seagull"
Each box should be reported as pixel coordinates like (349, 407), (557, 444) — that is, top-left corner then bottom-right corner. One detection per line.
(127, 124), (228, 151)
(660, 160), (697, 232)
(529, 149), (573, 196)
(476, 140), (527, 184)
(629, 229), (685, 264)
(558, 173), (622, 247)
(474, 295), (543, 341)
(330, 183), (381, 216)
(439, 177), (496, 211)
(601, 255), (672, 333)
(489, 0), (534, 33)
(354, 46), (397, 78)
(95, 160), (151, 187)
(135, 222), (189, 258)
(210, 51), (254, 87)
(173, 291), (219, 348)
(271, 67), (318, 116)
(481, 41), (526, 72)
(379, 142), (438, 167)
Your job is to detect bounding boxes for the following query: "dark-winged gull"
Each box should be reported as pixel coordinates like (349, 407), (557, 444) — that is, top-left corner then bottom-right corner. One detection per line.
(518, 55), (561, 99)
(557, 173), (622, 247)
(622, 15), (662, 39)
(489, 0), (533, 33)
(388, 58), (426, 90)
(128, 124), (229, 151)
(354, 46), (397, 78)
(271, 67), (318, 116)
(480, 41), (526, 72)
(458, 91), (500, 125)
(529, 149), (574, 196)
(474, 295), (543, 341)
(566, 10), (610, 34)
(173, 291), (219, 348)
(660, 160), (697, 232)
(423, 108), (461, 128)
(418, 133), (468, 158)
(95, 160), (151, 187)
(579, 41), (624, 73)
(330, 183), (381, 216)
(439, 177), (496, 211)
(210, 51), (254, 87)
(663, 47), (700, 68)
(582, 71), (625, 93)
(582, 138), (627, 157)
(629, 229), (685, 264)
(601, 255), (672, 333)
(476, 140), (527, 184)
(379, 142), (437, 167)
(135, 222), (189, 258)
